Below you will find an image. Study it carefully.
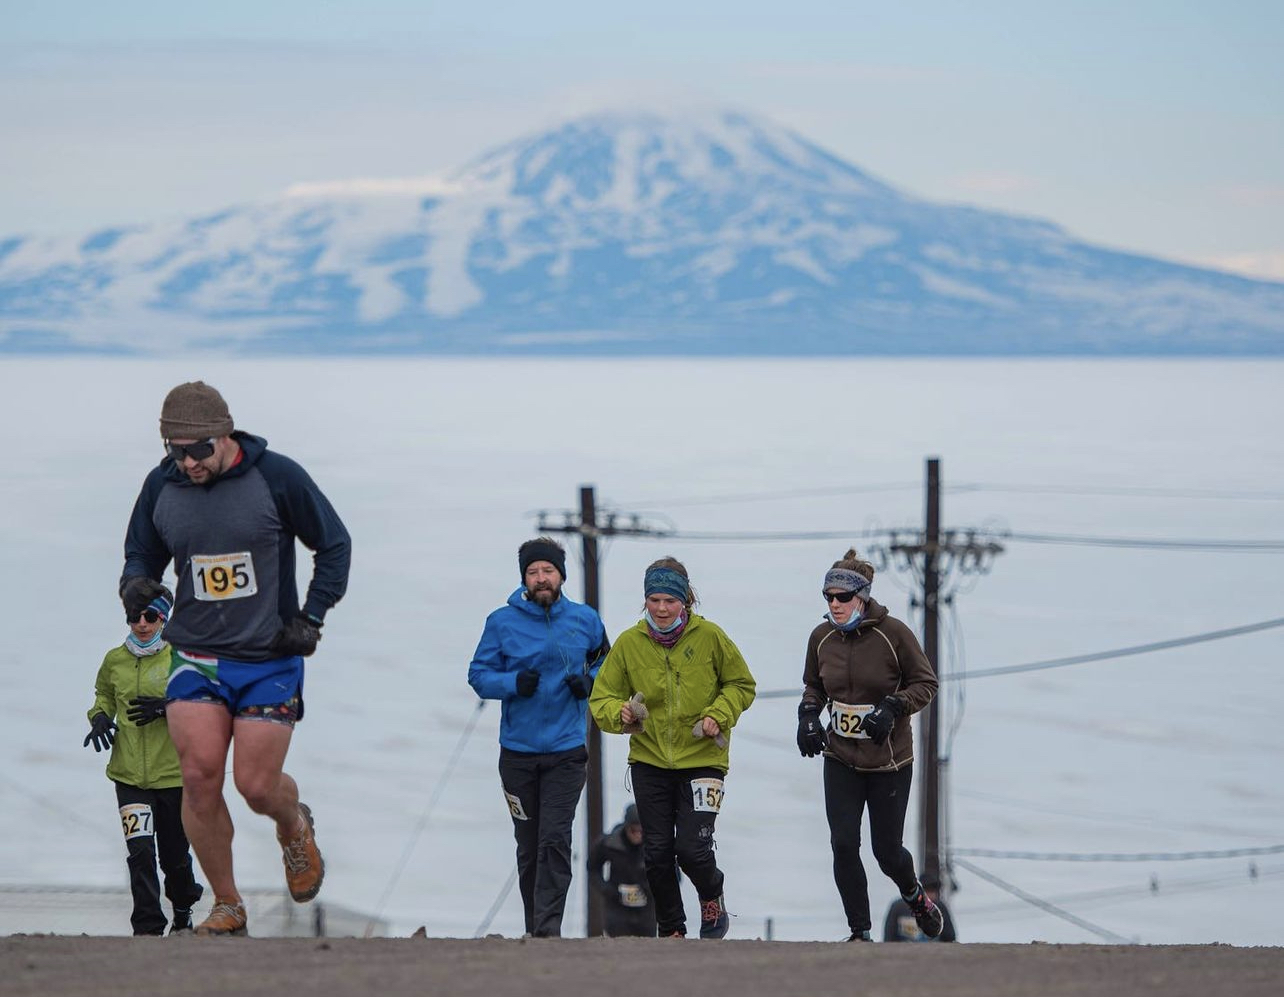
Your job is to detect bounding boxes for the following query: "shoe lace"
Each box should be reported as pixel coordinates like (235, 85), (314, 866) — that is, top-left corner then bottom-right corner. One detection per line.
(279, 832), (309, 873)
(700, 897), (723, 922)
(208, 902), (244, 925)
(281, 827), (312, 874)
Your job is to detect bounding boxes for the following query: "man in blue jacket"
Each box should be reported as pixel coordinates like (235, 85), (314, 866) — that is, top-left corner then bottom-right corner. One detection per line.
(468, 538), (609, 938)
(120, 381), (351, 936)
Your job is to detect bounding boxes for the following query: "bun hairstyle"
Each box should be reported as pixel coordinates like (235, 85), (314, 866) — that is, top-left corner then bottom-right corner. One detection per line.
(831, 548), (875, 583)
(823, 548), (874, 601)
(644, 556), (699, 609)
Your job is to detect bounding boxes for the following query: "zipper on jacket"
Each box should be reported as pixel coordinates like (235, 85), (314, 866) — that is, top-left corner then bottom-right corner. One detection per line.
(135, 659), (148, 786)
(666, 652), (677, 768)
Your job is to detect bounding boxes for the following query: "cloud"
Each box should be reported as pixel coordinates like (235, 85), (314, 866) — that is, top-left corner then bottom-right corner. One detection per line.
(1189, 252), (1284, 283)
(747, 62), (955, 85)
(947, 172), (1041, 196)
(1223, 184), (1284, 208)
(283, 177), (466, 199)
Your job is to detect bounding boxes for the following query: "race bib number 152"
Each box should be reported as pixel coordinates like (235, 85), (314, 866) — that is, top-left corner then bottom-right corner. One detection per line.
(191, 552), (258, 601)
(691, 777), (724, 813)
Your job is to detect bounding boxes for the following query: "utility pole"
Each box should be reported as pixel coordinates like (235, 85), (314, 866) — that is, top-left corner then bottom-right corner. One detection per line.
(535, 485), (672, 936)
(868, 457), (1004, 901)
(920, 458), (943, 889)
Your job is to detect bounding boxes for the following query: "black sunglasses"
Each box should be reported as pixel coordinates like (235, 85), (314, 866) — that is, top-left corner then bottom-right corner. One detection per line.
(823, 590), (862, 604)
(128, 609), (163, 624)
(165, 438), (217, 462)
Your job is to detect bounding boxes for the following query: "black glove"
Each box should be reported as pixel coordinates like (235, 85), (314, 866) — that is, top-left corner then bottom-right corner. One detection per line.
(83, 712), (117, 752)
(860, 695), (904, 746)
(121, 576), (167, 618)
(797, 705), (828, 757)
(126, 696), (168, 727)
(515, 669), (540, 697)
(270, 614), (322, 657)
(564, 673), (593, 700)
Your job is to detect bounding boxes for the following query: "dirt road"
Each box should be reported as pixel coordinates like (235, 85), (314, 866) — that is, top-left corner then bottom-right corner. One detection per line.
(4, 935), (1280, 997)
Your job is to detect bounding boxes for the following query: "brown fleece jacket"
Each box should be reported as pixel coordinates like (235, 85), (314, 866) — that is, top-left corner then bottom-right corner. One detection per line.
(799, 598), (938, 772)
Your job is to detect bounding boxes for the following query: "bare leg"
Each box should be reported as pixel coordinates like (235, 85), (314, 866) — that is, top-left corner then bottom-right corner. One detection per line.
(167, 702), (237, 901)
(230, 718), (299, 836)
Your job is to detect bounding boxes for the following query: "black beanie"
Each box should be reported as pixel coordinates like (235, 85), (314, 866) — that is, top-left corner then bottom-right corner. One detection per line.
(518, 538), (567, 581)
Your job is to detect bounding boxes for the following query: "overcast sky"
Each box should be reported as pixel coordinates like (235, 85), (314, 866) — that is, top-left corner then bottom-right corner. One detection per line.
(4, 1), (1282, 279)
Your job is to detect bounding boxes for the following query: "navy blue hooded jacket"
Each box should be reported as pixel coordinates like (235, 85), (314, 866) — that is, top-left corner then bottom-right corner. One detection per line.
(121, 432), (351, 661)
(468, 587), (609, 754)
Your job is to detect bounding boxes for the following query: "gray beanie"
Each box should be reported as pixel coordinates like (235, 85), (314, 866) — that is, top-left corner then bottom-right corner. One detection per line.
(159, 381), (234, 440)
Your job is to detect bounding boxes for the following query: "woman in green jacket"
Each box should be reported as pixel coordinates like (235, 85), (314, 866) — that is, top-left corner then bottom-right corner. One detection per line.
(83, 586), (203, 935)
(589, 557), (756, 939)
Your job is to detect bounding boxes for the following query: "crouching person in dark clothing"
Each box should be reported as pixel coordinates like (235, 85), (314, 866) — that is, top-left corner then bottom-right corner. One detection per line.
(588, 804), (656, 937)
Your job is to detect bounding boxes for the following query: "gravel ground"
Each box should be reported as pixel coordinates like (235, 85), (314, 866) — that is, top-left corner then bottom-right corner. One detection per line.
(3, 935), (1282, 997)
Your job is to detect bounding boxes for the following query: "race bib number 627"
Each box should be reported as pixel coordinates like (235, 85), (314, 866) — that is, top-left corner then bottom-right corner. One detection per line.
(191, 552), (258, 601)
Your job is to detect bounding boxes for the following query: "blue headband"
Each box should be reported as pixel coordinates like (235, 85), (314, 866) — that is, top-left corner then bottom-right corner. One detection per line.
(644, 567), (688, 601)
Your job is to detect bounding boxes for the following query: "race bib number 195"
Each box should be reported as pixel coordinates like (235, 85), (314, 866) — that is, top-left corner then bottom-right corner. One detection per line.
(191, 552), (258, 601)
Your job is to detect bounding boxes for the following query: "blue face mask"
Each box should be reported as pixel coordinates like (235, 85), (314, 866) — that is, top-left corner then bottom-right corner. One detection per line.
(645, 609), (685, 633)
(827, 608), (863, 632)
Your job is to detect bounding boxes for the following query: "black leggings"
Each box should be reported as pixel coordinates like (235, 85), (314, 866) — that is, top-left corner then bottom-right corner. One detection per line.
(823, 758), (919, 934)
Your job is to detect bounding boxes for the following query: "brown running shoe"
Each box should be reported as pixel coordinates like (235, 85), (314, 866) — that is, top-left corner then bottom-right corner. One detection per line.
(194, 899), (248, 937)
(278, 801), (325, 902)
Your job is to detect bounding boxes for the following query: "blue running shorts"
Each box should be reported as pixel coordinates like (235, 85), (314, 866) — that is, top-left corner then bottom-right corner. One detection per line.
(168, 650), (305, 725)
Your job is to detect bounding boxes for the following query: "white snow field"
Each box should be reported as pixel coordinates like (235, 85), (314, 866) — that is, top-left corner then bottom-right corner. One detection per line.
(0, 357), (1280, 944)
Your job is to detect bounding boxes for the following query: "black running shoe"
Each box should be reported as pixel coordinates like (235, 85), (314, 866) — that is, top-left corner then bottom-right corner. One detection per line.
(907, 886), (944, 939)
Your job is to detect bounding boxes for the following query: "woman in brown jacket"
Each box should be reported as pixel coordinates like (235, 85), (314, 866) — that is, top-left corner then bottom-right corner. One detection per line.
(796, 549), (944, 942)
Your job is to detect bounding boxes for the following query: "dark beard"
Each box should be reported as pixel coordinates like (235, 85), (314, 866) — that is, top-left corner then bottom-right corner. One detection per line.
(529, 585), (561, 607)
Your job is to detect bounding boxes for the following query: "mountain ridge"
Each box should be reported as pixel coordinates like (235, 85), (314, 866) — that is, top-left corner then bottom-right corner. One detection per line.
(2, 108), (1282, 354)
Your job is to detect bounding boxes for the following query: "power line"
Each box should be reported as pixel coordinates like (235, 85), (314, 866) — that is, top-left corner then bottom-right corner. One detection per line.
(961, 863), (1284, 919)
(1003, 531), (1284, 551)
(615, 482), (923, 508)
(642, 526), (1284, 552)
(958, 615), (1284, 680)
(952, 856), (1133, 944)
(364, 699), (488, 936)
(953, 845), (1284, 862)
(618, 480), (1284, 510)
(953, 482), (1284, 502)
(751, 614), (1284, 698)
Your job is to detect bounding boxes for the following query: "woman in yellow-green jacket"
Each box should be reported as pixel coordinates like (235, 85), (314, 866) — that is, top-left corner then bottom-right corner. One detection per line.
(589, 557), (756, 939)
(84, 586), (203, 935)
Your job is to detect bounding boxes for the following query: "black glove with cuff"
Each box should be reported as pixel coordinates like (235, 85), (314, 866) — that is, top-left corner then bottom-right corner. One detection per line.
(860, 695), (904, 746)
(796, 704), (829, 757)
(84, 712), (117, 752)
(126, 696), (168, 727)
(515, 669), (540, 698)
(121, 576), (167, 619)
(271, 614), (322, 657)
(564, 673), (593, 700)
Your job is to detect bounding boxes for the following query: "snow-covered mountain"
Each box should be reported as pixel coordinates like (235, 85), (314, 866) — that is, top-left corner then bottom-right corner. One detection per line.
(3, 109), (1283, 354)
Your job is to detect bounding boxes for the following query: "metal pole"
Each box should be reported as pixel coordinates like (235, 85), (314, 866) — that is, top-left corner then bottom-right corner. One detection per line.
(580, 485), (606, 937)
(919, 457), (943, 889)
